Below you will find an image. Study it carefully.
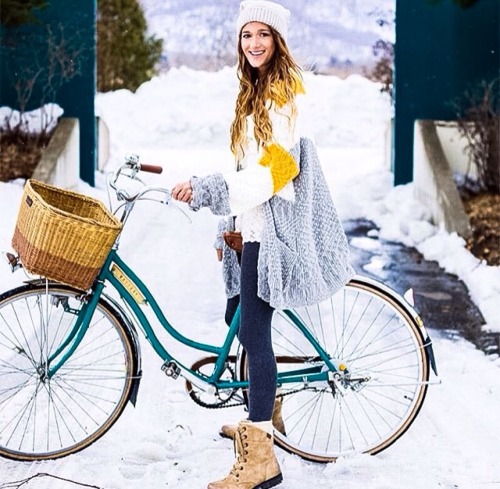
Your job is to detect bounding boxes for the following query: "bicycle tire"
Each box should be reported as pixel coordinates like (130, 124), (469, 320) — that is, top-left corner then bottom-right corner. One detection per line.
(239, 277), (429, 462)
(0, 283), (138, 461)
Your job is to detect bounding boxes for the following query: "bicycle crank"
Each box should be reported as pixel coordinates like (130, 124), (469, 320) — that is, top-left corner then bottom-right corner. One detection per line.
(185, 356), (243, 409)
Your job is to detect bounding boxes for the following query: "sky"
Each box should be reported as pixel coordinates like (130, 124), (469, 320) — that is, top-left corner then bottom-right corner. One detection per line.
(0, 68), (499, 488)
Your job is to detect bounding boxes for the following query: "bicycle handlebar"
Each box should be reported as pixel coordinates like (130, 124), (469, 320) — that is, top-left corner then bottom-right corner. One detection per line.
(107, 154), (191, 227)
(139, 164), (163, 174)
(109, 154), (165, 201)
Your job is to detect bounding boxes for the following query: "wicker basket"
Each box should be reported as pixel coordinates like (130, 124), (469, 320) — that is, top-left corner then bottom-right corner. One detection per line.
(12, 179), (122, 290)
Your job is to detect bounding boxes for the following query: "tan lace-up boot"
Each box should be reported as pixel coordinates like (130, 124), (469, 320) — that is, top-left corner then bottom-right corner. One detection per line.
(208, 421), (283, 489)
(219, 396), (286, 439)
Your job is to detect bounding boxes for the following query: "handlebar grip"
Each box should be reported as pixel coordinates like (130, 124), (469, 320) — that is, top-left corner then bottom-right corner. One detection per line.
(140, 164), (163, 174)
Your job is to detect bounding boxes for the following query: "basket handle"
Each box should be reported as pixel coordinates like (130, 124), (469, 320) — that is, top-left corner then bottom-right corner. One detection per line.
(140, 164), (163, 174)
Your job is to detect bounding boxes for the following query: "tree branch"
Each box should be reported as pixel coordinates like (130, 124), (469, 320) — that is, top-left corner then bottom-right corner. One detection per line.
(0, 473), (103, 489)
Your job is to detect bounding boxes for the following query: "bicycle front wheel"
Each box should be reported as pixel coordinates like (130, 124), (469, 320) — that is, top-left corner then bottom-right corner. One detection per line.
(0, 283), (138, 461)
(239, 277), (429, 462)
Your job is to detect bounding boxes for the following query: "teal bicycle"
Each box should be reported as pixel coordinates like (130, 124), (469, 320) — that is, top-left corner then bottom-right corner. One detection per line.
(0, 156), (437, 463)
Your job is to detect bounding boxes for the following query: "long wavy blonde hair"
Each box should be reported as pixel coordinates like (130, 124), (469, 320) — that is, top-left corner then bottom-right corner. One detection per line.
(230, 28), (303, 162)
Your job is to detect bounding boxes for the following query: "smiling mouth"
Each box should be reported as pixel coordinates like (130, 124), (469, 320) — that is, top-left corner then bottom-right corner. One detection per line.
(249, 50), (265, 56)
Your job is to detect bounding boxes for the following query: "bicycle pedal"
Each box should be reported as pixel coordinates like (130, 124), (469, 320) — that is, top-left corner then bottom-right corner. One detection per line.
(161, 360), (181, 379)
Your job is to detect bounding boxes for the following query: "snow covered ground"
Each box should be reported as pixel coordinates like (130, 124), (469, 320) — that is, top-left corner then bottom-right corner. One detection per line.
(0, 68), (499, 488)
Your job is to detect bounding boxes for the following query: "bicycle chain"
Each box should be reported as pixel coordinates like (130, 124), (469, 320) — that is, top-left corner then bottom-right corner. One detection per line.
(190, 384), (313, 410)
(186, 355), (318, 410)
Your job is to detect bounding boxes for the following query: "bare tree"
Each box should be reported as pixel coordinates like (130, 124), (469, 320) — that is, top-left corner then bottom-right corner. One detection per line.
(368, 39), (394, 103)
(0, 23), (86, 181)
(454, 79), (500, 194)
(2, 22), (86, 138)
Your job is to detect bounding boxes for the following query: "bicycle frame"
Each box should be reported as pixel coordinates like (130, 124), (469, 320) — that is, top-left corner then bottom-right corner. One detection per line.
(45, 248), (338, 393)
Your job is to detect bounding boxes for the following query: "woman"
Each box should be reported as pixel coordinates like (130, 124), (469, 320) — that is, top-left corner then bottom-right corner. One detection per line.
(172, 1), (354, 487)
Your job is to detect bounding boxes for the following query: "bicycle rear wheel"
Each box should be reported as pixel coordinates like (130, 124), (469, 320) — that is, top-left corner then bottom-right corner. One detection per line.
(0, 283), (138, 461)
(239, 277), (429, 462)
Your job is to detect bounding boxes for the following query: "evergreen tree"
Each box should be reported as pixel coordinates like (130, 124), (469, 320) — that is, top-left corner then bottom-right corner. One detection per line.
(97, 0), (163, 92)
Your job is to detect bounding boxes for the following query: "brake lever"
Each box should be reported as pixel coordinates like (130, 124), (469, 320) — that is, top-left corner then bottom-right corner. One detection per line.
(159, 190), (192, 223)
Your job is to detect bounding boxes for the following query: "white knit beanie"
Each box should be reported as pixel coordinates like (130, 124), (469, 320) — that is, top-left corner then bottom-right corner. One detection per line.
(236, 0), (291, 41)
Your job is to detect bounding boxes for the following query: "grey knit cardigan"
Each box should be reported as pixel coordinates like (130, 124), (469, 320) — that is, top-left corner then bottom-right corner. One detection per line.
(190, 137), (355, 310)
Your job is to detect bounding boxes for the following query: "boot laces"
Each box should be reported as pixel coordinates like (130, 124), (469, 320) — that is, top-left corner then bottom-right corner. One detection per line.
(229, 426), (249, 478)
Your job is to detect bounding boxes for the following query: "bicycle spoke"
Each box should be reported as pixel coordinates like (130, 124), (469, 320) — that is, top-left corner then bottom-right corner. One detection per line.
(0, 378), (36, 407)
(0, 285), (135, 460)
(311, 391), (326, 450)
(283, 390), (323, 437)
(273, 313), (311, 357)
(3, 381), (42, 449)
(297, 392), (321, 446)
(0, 309), (38, 370)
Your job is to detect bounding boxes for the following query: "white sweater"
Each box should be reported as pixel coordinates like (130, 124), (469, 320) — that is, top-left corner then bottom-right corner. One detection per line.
(225, 93), (307, 242)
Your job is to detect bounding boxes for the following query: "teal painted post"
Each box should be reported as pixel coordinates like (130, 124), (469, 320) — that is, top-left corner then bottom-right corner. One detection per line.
(394, 0), (499, 185)
(0, 0), (96, 186)
(56, 0), (96, 186)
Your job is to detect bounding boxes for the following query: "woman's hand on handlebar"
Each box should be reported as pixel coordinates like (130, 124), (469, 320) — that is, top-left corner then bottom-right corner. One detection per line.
(171, 181), (193, 203)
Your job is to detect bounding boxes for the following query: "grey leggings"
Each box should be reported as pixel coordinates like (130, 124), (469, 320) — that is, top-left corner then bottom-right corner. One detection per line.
(231, 242), (277, 422)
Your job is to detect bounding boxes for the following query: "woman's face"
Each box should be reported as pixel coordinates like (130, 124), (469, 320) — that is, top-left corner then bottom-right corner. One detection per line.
(240, 22), (276, 74)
